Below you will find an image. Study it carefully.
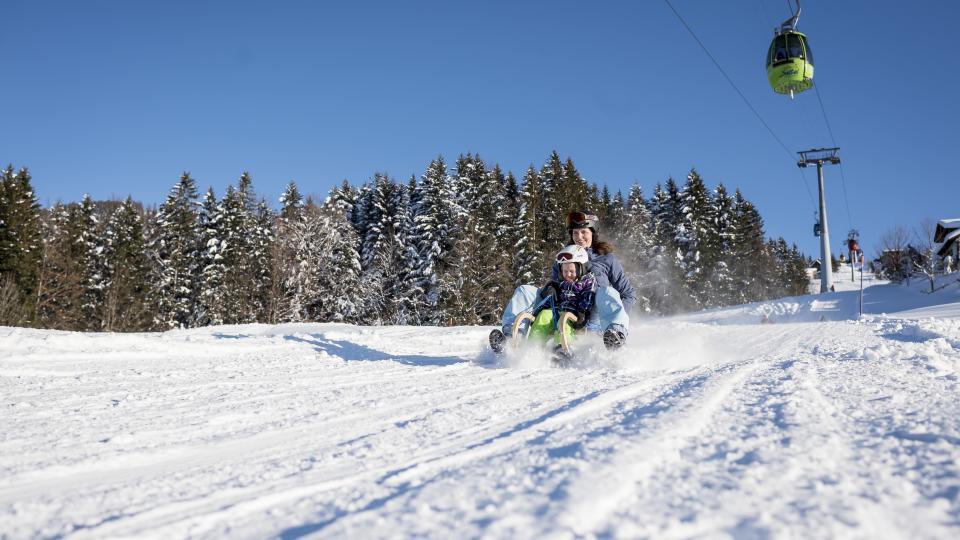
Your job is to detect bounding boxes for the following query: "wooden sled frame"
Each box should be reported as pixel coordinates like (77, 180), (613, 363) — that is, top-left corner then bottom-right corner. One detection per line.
(509, 296), (579, 355)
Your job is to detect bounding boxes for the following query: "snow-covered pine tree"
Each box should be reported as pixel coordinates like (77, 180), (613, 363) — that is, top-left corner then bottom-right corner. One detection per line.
(647, 181), (687, 315)
(397, 175), (427, 324)
(214, 173), (273, 324)
(318, 198), (363, 322)
(653, 178), (683, 249)
(764, 238), (788, 299)
(491, 165), (519, 318)
(515, 166), (546, 285)
(69, 195), (105, 330)
(559, 156), (590, 220)
(764, 238), (809, 299)
(706, 183), (736, 307)
(386, 179), (422, 324)
(538, 152), (565, 253)
(538, 153), (591, 253)
(439, 213), (480, 325)
(648, 183), (666, 230)
(413, 157), (460, 324)
(728, 189), (768, 304)
(436, 155), (474, 325)
(498, 170), (527, 288)
(356, 173), (389, 323)
(281, 197), (317, 323)
(783, 243), (811, 296)
(467, 156), (499, 317)
(608, 190), (626, 236)
(675, 170), (715, 310)
(352, 182), (372, 252)
(251, 199), (275, 321)
(149, 172), (201, 329)
(196, 187), (226, 326)
(218, 184), (249, 323)
(386, 177), (424, 324)
(101, 197), (152, 331)
(619, 184), (656, 313)
(285, 197), (363, 323)
(439, 154), (504, 325)
(0, 166), (43, 325)
(34, 203), (84, 329)
(599, 185), (613, 227)
(269, 181), (305, 323)
(224, 175), (274, 323)
(279, 182), (305, 222)
(329, 179), (360, 227)
(587, 183), (602, 222)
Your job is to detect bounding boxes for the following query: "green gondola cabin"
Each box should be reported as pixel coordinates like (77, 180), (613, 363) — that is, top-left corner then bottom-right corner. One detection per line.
(766, 30), (814, 97)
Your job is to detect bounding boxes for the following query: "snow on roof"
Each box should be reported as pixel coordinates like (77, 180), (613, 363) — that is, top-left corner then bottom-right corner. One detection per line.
(934, 219), (960, 242)
(938, 218), (960, 228)
(938, 227), (960, 244)
(936, 227), (960, 256)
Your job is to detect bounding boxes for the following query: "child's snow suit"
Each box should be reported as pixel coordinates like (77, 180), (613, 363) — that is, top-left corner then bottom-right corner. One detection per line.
(529, 272), (596, 345)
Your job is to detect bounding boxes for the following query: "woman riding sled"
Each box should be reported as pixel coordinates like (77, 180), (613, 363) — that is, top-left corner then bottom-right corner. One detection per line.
(490, 210), (636, 353)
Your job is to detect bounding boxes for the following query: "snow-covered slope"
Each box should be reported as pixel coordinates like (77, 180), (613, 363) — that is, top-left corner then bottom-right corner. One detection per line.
(678, 268), (960, 325)
(2, 275), (960, 538)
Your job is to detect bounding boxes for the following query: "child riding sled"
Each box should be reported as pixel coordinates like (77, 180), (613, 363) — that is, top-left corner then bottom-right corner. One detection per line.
(490, 210), (635, 355)
(527, 245), (596, 360)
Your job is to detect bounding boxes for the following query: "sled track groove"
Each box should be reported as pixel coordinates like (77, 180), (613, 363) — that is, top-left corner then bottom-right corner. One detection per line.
(554, 357), (764, 535)
(70, 368), (694, 538)
(286, 361), (761, 537)
(4, 369), (530, 504)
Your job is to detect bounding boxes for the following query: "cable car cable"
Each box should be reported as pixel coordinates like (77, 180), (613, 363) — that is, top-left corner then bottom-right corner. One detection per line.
(662, 0), (817, 211)
(813, 82), (855, 232)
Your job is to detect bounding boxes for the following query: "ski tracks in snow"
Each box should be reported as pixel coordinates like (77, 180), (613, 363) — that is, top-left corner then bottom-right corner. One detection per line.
(2, 319), (960, 538)
(547, 321), (960, 539)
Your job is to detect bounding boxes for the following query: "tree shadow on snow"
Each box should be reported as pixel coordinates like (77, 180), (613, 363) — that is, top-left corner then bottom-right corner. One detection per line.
(282, 334), (465, 367)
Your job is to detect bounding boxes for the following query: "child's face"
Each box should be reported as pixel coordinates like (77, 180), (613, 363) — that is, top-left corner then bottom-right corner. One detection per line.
(561, 262), (577, 283)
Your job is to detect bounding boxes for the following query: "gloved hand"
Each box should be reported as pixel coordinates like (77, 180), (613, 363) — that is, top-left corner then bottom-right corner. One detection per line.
(572, 310), (588, 329)
(561, 308), (588, 330)
(538, 281), (560, 301)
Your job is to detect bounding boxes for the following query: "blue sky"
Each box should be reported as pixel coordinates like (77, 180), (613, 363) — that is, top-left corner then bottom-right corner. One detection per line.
(3, 1), (958, 259)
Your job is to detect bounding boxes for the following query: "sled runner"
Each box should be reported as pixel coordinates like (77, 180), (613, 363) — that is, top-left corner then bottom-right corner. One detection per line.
(509, 293), (579, 356)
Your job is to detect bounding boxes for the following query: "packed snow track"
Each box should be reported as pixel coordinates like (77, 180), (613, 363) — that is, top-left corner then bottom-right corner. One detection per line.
(3, 283), (960, 538)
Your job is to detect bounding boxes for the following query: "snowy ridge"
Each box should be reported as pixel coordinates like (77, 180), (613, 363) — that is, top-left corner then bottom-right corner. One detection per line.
(674, 268), (960, 325)
(2, 277), (960, 538)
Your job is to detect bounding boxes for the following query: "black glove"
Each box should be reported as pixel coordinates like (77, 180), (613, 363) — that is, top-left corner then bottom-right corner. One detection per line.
(572, 310), (588, 329)
(538, 282), (560, 301)
(560, 308), (588, 330)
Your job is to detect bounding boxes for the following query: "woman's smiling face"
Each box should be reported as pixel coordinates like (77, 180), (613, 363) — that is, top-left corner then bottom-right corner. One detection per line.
(571, 227), (592, 248)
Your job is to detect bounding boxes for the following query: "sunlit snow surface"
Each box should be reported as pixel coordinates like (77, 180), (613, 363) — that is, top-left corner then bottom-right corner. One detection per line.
(2, 272), (960, 538)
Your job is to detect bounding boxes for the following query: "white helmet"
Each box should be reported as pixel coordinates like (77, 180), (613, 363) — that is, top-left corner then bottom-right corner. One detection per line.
(556, 244), (589, 265)
(556, 245), (590, 279)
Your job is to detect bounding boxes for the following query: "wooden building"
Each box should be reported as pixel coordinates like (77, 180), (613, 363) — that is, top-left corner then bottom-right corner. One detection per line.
(935, 218), (960, 261)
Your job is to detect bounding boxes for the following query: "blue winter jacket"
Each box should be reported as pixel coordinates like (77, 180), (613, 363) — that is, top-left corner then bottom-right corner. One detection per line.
(552, 247), (637, 312)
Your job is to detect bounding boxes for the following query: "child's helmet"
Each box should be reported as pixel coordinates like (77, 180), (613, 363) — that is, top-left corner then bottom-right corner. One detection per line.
(556, 244), (590, 278)
(556, 244), (589, 265)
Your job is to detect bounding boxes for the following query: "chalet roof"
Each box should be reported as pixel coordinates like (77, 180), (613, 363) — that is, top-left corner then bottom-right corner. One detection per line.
(936, 227), (960, 256)
(935, 218), (960, 242)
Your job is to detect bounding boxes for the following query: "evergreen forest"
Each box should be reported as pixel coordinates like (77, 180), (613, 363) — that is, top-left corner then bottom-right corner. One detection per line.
(0, 152), (810, 331)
